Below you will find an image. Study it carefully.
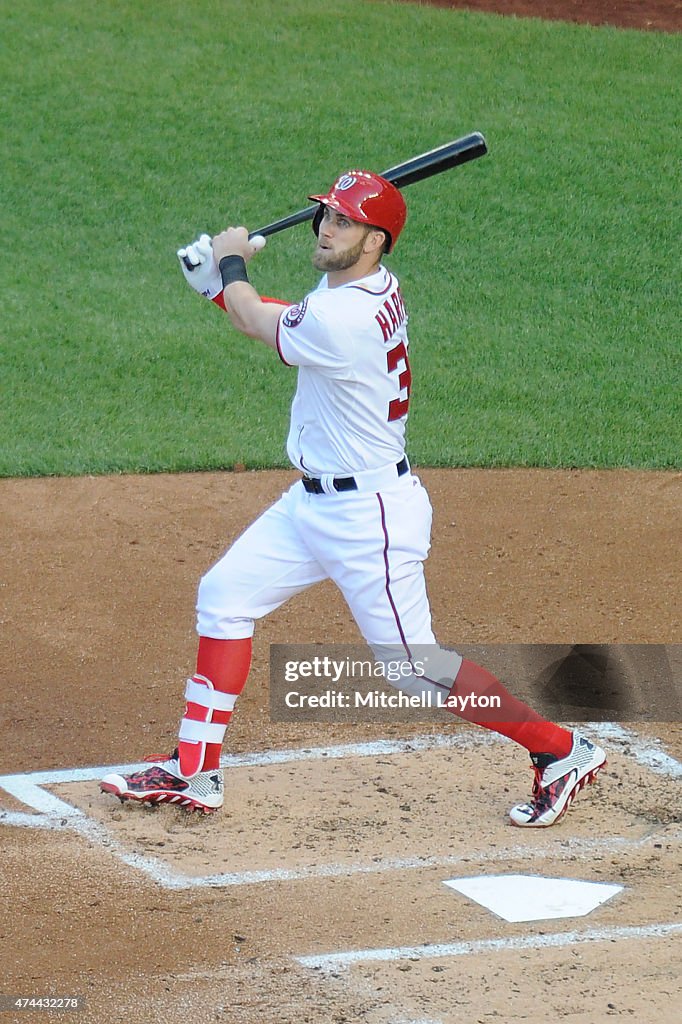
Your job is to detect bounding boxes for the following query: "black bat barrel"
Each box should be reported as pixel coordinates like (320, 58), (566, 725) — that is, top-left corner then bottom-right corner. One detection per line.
(383, 132), (487, 189)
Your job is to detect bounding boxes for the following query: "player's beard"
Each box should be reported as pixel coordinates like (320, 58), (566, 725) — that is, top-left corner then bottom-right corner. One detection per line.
(312, 233), (368, 273)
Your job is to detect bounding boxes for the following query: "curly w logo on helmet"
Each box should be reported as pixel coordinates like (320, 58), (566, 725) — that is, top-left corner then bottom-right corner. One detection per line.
(336, 175), (357, 191)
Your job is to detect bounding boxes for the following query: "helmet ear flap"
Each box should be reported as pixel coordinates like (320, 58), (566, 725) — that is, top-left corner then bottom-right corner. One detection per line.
(312, 204), (324, 238)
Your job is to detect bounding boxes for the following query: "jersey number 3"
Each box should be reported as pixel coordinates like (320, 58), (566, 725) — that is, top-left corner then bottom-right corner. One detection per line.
(386, 341), (412, 421)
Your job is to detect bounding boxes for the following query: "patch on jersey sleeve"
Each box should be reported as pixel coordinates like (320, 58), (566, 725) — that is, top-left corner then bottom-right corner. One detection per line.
(283, 298), (309, 328)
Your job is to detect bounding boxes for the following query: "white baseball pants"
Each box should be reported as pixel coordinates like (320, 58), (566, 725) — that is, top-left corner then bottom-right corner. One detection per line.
(196, 472), (462, 693)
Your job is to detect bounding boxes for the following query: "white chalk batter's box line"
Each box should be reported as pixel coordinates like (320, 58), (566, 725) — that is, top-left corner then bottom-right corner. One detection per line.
(297, 921), (682, 975)
(0, 723), (679, 892)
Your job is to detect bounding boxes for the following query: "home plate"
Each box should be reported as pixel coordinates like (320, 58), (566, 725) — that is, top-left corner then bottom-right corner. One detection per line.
(443, 874), (624, 922)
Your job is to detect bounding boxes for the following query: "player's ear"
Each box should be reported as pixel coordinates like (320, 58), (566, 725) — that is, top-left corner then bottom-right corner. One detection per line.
(365, 228), (387, 256)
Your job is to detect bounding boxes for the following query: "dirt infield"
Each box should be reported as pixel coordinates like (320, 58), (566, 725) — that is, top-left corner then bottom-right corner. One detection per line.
(395, 0), (682, 32)
(1, 4), (680, 1023)
(2, 468), (680, 1023)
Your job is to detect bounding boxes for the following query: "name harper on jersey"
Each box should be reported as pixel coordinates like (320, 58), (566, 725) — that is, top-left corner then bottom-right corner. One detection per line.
(375, 287), (407, 342)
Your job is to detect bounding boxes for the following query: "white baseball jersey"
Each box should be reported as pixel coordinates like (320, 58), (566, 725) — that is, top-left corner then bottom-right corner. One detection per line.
(275, 266), (412, 476)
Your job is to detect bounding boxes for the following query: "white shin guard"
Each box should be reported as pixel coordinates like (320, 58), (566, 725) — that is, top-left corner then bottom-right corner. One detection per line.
(178, 675), (237, 777)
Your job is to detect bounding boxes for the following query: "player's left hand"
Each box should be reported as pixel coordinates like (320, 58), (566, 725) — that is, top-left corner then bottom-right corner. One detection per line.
(177, 233), (223, 299)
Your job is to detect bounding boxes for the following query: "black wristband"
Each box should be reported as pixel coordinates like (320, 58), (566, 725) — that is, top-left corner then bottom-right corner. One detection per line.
(219, 255), (249, 288)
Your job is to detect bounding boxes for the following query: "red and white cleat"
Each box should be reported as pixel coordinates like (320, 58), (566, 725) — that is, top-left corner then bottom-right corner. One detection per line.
(100, 749), (223, 813)
(510, 732), (606, 827)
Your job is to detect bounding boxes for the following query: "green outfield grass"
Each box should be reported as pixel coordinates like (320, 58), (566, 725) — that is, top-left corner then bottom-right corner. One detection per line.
(1, 0), (679, 475)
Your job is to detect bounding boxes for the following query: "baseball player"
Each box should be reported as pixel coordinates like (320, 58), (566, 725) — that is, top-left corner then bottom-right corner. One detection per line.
(101, 171), (606, 826)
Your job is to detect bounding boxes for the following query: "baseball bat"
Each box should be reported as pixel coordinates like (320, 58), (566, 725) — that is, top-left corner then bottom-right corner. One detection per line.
(183, 131), (487, 267)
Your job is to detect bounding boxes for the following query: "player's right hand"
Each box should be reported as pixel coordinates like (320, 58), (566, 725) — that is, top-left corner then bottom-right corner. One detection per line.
(177, 233), (223, 300)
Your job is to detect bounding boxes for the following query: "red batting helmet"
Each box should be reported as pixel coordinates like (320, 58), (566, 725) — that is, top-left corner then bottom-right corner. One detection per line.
(309, 170), (407, 252)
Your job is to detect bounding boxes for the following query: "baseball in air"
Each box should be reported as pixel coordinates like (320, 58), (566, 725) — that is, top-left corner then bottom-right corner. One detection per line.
(251, 235), (267, 251)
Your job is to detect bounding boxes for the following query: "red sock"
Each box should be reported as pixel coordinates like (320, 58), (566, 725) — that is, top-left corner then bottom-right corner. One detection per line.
(178, 636), (252, 776)
(448, 658), (573, 757)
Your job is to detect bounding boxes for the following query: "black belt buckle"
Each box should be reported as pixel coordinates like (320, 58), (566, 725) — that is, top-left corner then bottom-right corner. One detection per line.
(302, 476), (324, 494)
(333, 476), (358, 492)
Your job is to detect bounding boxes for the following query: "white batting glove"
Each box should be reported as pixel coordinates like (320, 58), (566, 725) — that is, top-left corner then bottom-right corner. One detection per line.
(177, 233), (223, 300)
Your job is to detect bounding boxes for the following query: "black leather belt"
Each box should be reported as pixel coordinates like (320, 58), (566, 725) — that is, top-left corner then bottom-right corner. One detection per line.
(301, 457), (409, 494)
